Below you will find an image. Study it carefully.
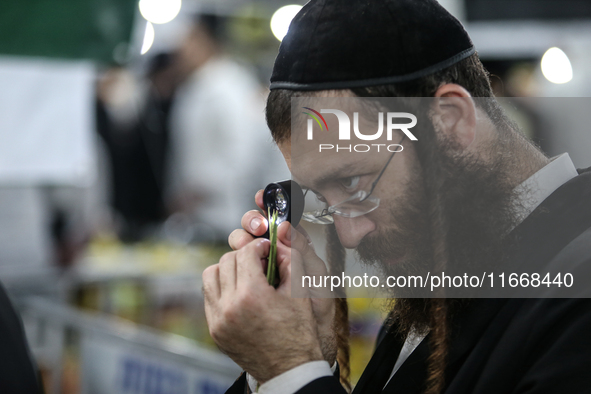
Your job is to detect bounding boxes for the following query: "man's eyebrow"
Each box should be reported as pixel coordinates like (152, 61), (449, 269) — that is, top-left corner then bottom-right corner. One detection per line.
(300, 162), (366, 190)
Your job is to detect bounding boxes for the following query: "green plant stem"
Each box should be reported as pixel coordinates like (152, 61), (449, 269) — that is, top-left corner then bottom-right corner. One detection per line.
(267, 208), (279, 286)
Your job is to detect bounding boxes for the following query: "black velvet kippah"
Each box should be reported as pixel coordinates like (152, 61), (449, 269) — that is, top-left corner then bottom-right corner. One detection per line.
(270, 0), (475, 91)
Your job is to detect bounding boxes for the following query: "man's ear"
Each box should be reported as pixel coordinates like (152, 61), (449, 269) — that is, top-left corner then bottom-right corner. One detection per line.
(431, 84), (477, 150)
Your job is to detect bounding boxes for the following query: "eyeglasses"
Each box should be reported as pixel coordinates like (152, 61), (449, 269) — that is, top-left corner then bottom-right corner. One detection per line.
(301, 136), (405, 225)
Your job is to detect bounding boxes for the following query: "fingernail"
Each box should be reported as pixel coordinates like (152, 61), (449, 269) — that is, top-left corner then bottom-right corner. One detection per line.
(284, 224), (292, 240)
(251, 218), (262, 231)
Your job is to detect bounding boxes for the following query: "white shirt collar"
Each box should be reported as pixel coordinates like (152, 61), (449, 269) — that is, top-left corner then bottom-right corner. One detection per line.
(514, 153), (578, 223)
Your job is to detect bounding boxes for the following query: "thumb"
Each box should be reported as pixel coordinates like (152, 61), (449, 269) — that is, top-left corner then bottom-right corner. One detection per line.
(255, 189), (264, 211)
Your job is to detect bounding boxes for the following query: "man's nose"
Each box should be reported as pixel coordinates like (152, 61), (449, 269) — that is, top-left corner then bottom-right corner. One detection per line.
(333, 215), (376, 249)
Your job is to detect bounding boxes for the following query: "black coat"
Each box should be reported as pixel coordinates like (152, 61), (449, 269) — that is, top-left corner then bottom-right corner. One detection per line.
(0, 284), (43, 393)
(226, 169), (591, 394)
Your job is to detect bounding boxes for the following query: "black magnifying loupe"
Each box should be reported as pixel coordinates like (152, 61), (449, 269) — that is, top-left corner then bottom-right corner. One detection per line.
(261, 180), (304, 238)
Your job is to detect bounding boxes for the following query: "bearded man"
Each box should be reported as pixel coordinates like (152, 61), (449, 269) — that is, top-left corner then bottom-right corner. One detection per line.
(202, 0), (591, 393)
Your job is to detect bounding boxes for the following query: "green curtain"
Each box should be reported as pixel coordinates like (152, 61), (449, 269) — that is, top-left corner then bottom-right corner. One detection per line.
(0, 0), (137, 63)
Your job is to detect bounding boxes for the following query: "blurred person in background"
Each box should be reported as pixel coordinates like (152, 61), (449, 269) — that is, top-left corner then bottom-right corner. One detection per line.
(97, 53), (179, 242)
(166, 13), (281, 242)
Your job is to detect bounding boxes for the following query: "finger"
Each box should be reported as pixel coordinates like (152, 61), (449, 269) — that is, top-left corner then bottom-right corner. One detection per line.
(276, 243), (331, 299)
(228, 229), (255, 251)
(203, 281), (219, 332)
(241, 210), (268, 238)
(236, 239), (271, 282)
(203, 295), (216, 331)
(277, 222), (316, 259)
(276, 243), (317, 299)
(276, 226), (328, 278)
(255, 189), (264, 211)
(228, 229), (267, 271)
(218, 252), (237, 293)
(275, 242), (293, 293)
(296, 224), (313, 244)
(202, 264), (221, 303)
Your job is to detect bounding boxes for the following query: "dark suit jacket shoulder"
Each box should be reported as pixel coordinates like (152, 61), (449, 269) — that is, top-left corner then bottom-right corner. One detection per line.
(0, 283), (43, 393)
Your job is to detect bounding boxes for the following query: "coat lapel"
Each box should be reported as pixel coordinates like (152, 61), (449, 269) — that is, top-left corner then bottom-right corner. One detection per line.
(352, 321), (405, 394)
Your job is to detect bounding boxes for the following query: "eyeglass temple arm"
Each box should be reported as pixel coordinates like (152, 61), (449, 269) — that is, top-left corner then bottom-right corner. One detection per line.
(360, 135), (406, 202)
